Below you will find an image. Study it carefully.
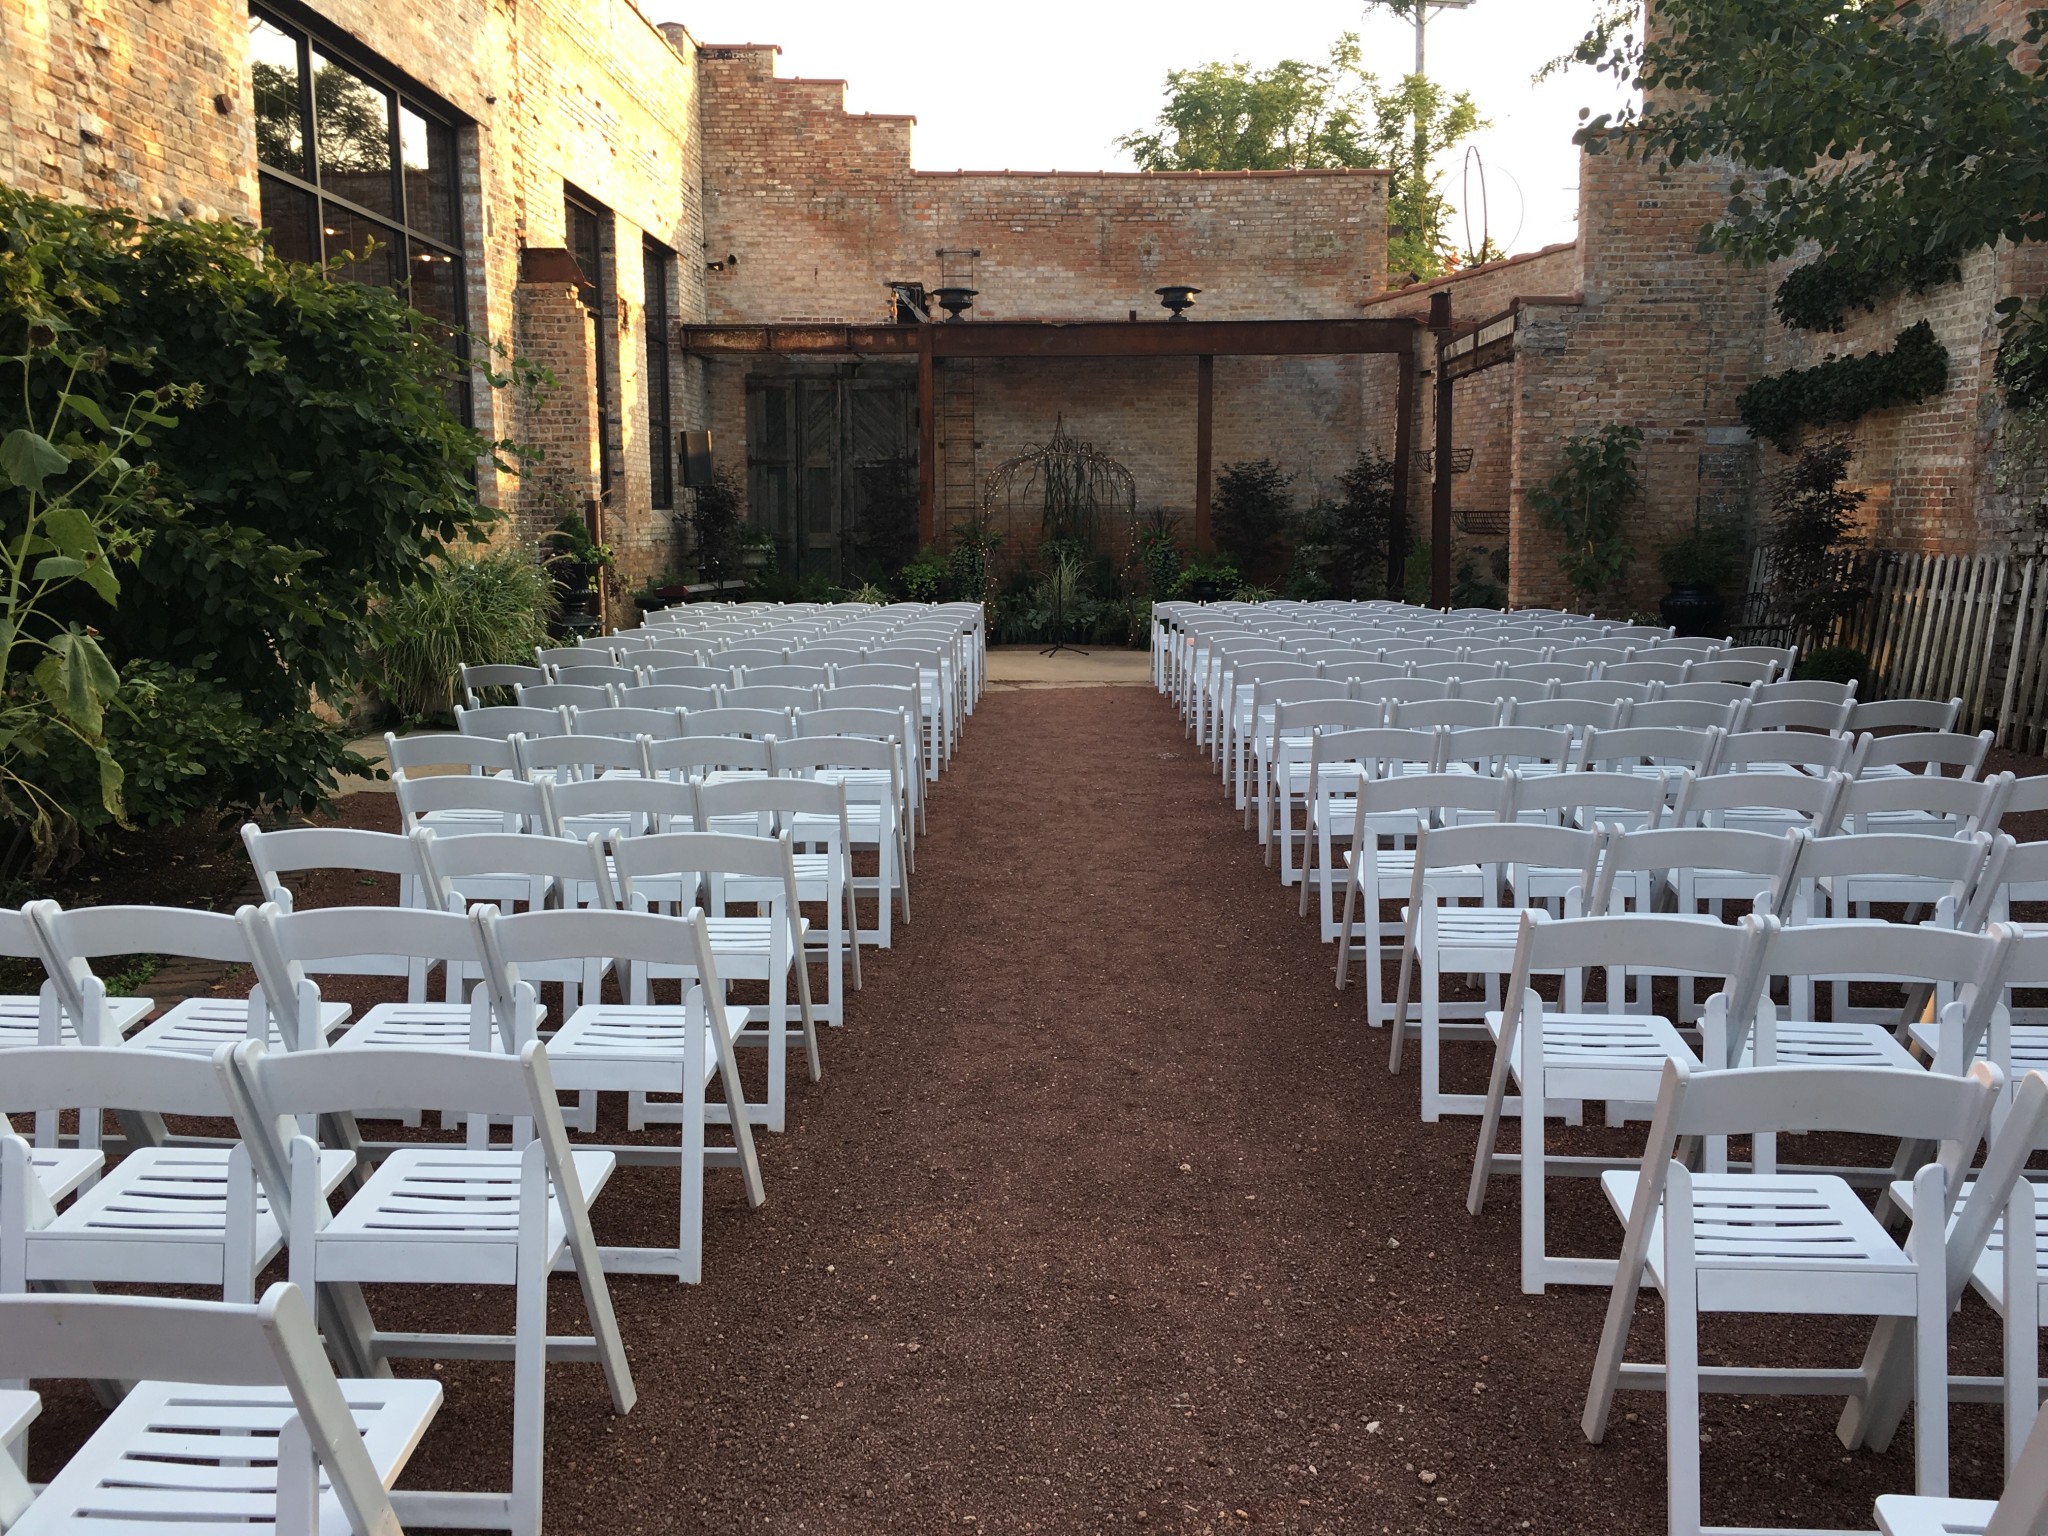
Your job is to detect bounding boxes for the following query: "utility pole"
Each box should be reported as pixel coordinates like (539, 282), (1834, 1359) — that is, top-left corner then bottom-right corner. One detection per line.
(1404, 0), (1473, 79)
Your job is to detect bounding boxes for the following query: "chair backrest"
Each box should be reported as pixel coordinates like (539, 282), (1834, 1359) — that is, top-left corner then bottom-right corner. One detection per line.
(1506, 661), (1596, 685)
(1410, 820), (1603, 896)
(0, 1284), (404, 1536)
(738, 665), (831, 688)
(1388, 698), (1501, 730)
(1589, 826), (1802, 915)
(1321, 659), (1409, 683)
(515, 682), (615, 711)
(1752, 912), (2007, 1008)
(695, 774), (850, 836)
(458, 662), (546, 704)
(709, 647), (788, 668)
(1688, 657), (1778, 685)
(1850, 696), (1962, 735)
(1651, 1054), (1995, 1147)
(797, 707), (908, 744)
(609, 829), (797, 911)
(513, 732), (648, 784)
(771, 733), (899, 778)
(547, 777), (697, 842)
(536, 645), (599, 668)
(616, 684), (722, 711)
(1658, 680), (1759, 707)
(565, 705), (682, 742)
(644, 734), (774, 779)
(0, 1041), (235, 1123)
(1673, 767), (1845, 830)
(241, 824), (423, 913)
(1832, 771), (2009, 836)
(454, 703), (568, 740)
(243, 899), (498, 1047)
(1855, 728), (1994, 779)
(1457, 678), (1552, 707)
(683, 706), (792, 740)
(1307, 726), (1440, 777)
(1505, 768), (1671, 828)
(1600, 660), (1690, 686)
(1504, 697), (1628, 736)
(1754, 678), (1855, 706)
(1709, 728), (1856, 775)
(382, 731), (516, 777)
(1579, 724), (1722, 773)
(412, 828), (614, 916)
(1254, 679), (1350, 714)
(1740, 697), (1855, 734)
(1352, 769), (1513, 827)
(1436, 725), (1573, 774)
(551, 664), (640, 689)
(1274, 700), (1386, 740)
(1556, 679), (1656, 706)
(394, 769), (556, 835)
(828, 663), (917, 689)
(643, 665), (736, 689)
(1353, 677), (1452, 707)
(1508, 909), (1764, 1007)
(789, 648), (868, 668)
(31, 903), (257, 1042)
(1785, 828), (1993, 909)
(1627, 698), (1748, 733)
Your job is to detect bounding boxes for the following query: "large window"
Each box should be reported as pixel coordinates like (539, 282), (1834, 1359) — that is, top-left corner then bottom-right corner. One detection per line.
(249, 5), (469, 412)
(643, 238), (677, 509)
(565, 187), (615, 496)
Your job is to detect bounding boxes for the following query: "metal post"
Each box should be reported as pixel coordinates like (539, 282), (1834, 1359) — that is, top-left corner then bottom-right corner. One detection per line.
(917, 329), (937, 548)
(1392, 345), (1417, 596)
(1195, 353), (1215, 550)
(1429, 291), (1454, 607)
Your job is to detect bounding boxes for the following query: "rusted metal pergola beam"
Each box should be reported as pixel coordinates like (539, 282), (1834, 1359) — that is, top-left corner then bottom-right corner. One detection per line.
(676, 317), (1422, 359)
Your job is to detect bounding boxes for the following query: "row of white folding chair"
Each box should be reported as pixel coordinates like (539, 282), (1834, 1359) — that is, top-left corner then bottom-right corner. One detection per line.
(1353, 809), (1996, 1119)
(389, 730), (912, 942)
(0, 960), (638, 1533)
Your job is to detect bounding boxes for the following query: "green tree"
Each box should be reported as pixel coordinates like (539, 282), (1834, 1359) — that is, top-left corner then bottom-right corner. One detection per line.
(1116, 34), (1377, 171)
(1569, 0), (2048, 362)
(1118, 34), (1483, 278)
(1369, 74), (1484, 279)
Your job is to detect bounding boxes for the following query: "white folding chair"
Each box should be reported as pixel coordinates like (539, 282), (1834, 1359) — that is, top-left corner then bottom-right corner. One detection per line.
(226, 1039), (633, 1536)
(1581, 1058), (1999, 1535)
(1386, 820), (1603, 1121)
(1465, 912), (1759, 1293)
(0, 1283), (437, 1536)
(475, 906), (765, 1285)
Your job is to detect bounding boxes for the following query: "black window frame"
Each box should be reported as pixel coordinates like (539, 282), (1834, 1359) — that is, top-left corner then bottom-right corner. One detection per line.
(642, 237), (677, 510)
(565, 185), (616, 498)
(248, 2), (472, 418)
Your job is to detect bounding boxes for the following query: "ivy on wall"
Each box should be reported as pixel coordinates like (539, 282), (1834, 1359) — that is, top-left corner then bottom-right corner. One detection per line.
(1738, 321), (1949, 452)
(1772, 249), (1964, 334)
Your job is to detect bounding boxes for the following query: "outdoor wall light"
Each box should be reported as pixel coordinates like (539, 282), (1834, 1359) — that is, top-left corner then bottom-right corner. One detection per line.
(1156, 284), (1201, 320)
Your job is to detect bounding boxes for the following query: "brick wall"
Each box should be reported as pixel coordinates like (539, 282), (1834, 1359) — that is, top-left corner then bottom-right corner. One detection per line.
(0, 0), (711, 595)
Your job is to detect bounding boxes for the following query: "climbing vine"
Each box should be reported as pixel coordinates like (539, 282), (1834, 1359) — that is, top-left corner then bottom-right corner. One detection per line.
(1737, 322), (1948, 452)
(1772, 249), (1964, 335)
(1527, 424), (1643, 604)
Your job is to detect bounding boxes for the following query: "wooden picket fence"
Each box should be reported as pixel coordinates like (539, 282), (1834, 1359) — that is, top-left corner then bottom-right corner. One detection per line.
(1738, 548), (2048, 751)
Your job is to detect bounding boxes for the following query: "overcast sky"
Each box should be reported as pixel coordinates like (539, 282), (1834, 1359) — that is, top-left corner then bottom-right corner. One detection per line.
(645, 0), (1633, 257)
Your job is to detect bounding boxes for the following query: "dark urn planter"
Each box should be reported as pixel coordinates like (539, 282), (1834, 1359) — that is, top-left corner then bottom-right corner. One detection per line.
(1658, 581), (1725, 637)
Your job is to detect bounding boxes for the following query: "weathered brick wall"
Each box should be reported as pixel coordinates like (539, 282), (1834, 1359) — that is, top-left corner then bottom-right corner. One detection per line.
(2, 0), (254, 220)
(1, 0), (711, 594)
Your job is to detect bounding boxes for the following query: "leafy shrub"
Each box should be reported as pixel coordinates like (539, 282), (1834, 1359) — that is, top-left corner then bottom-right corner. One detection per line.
(946, 523), (999, 604)
(1169, 556), (1243, 602)
(1658, 512), (1746, 589)
(1212, 459), (1295, 585)
(1766, 440), (1867, 640)
(687, 468), (746, 587)
(368, 546), (555, 722)
(1329, 450), (1397, 598)
(1453, 544), (1509, 608)
(1528, 424), (1643, 604)
(1996, 298), (2048, 411)
(1136, 509), (1184, 598)
(1796, 644), (1868, 685)
(897, 552), (948, 602)
(36, 660), (356, 835)
(1737, 321), (1949, 451)
(1402, 541), (1433, 606)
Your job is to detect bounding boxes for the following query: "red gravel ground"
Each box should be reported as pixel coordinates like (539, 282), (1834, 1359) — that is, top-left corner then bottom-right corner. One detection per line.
(27, 686), (2040, 1533)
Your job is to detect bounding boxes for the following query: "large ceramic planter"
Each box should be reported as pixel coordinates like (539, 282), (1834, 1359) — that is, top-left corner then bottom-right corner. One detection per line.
(1659, 582), (1724, 638)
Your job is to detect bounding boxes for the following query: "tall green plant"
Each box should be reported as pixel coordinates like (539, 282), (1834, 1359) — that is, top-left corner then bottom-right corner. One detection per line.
(1766, 440), (1866, 642)
(0, 291), (196, 871)
(1527, 424), (1643, 605)
(687, 468), (746, 589)
(1212, 459), (1296, 586)
(369, 545), (556, 721)
(1329, 449), (1398, 598)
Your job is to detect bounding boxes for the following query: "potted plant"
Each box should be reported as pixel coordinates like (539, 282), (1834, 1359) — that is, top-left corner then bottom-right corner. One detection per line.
(544, 513), (614, 634)
(737, 524), (778, 573)
(1656, 511), (1745, 637)
(685, 468), (746, 590)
